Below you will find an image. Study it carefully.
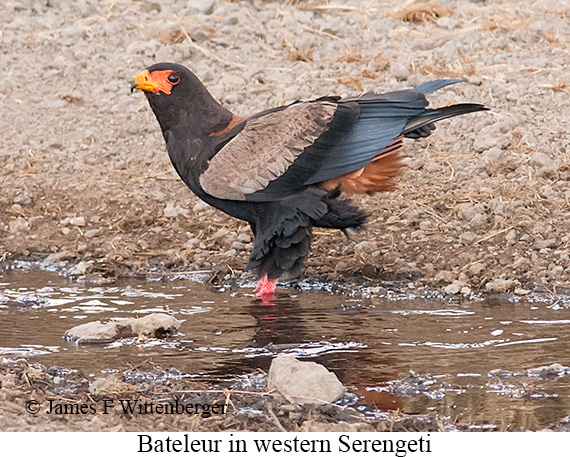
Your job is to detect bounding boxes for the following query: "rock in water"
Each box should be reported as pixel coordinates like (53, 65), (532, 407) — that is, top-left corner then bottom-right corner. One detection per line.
(267, 355), (345, 405)
(64, 321), (126, 344)
(64, 313), (181, 344)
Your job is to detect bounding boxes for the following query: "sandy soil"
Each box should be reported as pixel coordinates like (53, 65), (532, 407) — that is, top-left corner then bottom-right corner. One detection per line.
(1, 0), (569, 431)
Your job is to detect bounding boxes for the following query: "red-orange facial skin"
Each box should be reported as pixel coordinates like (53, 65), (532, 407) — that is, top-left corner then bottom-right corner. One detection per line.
(132, 69), (179, 95)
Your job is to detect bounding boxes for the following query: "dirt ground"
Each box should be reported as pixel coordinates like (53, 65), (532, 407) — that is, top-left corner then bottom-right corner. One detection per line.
(1, 0), (570, 431)
(0, 359), (457, 432)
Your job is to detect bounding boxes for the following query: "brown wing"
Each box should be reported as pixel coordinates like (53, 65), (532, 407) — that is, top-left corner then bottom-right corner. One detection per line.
(199, 101), (337, 201)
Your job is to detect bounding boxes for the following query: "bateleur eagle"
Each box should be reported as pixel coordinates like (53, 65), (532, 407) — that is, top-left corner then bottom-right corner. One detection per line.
(132, 62), (488, 297)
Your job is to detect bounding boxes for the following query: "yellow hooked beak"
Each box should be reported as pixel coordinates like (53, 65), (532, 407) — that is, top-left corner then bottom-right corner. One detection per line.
(131, 69), (174, 94)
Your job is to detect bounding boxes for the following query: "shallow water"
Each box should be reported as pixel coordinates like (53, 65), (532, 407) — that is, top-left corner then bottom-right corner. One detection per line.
(1, 269), (569, 430)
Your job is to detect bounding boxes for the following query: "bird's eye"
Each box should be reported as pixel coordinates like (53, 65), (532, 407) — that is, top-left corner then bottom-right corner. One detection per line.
(167, 72), (180, 84)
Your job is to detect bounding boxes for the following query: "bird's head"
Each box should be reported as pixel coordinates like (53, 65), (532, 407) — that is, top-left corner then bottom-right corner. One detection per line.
(131, 62), (190, 96)
(131, 62), (235, 139)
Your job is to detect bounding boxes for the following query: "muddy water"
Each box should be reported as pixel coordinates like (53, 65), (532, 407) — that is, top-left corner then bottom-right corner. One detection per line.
(1, 269), (569, 430)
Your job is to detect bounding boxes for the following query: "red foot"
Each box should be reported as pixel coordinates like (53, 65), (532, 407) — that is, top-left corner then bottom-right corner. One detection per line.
(255, 274), (278, 297)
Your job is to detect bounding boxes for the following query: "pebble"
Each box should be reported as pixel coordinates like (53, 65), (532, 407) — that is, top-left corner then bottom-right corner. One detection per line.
(163, 203), (189, 219)
(10, 204), (23, 214)
(193, 201), (210, 213)
(185, 0), (216, 15)
(12, 193), (31, 205)
(390, 62), (410, 81)
(460, 286), (472, 296)
(84, 229), (100, 239)
(436, 17), (458, 29)
(444, 281), (465, 295)
(530, 152), (560, 176)
(459, 231), (476, 245)
(354, 241), (377, 253)
(9, 218), (30, 233)
(67, 261), (91, 276)
(534, 239), (557, 250)
(69, 216), (86, 227)
(485, 278), (519, 292)
(89, 374), (135, 396)
(514, 288), (531, 295)
(436, 270), (454, 282)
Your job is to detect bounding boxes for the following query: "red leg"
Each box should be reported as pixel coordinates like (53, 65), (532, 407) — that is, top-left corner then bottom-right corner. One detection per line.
(254, 274), (278, 297)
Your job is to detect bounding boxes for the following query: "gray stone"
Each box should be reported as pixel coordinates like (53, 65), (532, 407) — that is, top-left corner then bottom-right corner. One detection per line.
(444, 280), (465, 295)
(530, 152), (560, 176)
(354, 241), (378, 253)
(84, 229), (100, 239)
(459, 231), (477, 245)
(9, 218), (29, 233)
(436, 17), (458, 29)
(163, 203), (189, 219)
(485, 278), (519, 292)
(267, 355), (345, 405)
(533, 239), (557, 250)
(65, 313), (181, 344)
(468, 262), (486, 277)
(186, 0), (215, 15)
(391, 62), (410, 81)
(193, 201), (210, 213)
(12, 193), (31, 205)
(69, 216), (86, 227)
(89, 374), (134, 395)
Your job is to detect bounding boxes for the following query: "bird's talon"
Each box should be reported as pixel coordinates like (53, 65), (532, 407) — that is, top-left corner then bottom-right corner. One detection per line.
(255, 275), (278, 297)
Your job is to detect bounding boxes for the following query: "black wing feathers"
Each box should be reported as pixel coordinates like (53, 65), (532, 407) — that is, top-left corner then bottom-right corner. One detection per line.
(246, 102), (360, 201)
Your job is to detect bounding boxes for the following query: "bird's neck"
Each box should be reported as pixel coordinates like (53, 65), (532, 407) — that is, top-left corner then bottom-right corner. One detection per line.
(150, 93), (234, 140)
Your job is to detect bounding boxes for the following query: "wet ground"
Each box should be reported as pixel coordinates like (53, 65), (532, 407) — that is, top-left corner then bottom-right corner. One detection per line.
(2, 268), (569, 431)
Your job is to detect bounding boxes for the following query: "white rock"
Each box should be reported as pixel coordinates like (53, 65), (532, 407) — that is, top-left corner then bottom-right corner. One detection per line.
(163, 203), (189, 219)
(185, 0), (215, 15)
(267, 355), (345, 405)
(436, 17), (458, 30)
(64, 321), (121, 344)
(69, 216), (86, 227)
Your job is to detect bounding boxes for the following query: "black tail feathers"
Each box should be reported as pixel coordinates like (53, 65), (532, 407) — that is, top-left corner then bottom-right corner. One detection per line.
(404, 103), (489, 138)
(313, 190), (368, 231)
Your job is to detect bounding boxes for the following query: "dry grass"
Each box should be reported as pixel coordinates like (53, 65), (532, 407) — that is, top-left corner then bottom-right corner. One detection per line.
(394, 1), (452, 24)
(151, 27), (187, 45)
(483, 14), (528, 32)
(59, 93), (83, 103)
(419, 57), (477, 78)
(335, 51), (389, 70)
(541, 81), (569, 94)
(335, 51), (390, 82)
(337, 76), (363, 91)
(282, 37), (314, 62)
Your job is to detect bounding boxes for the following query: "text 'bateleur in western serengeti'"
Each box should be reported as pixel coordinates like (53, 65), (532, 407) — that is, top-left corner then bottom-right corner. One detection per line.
(132, 63), (488, 297)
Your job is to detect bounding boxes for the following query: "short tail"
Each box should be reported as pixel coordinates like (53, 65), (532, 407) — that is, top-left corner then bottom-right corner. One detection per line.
(404, 103), (489, 138)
